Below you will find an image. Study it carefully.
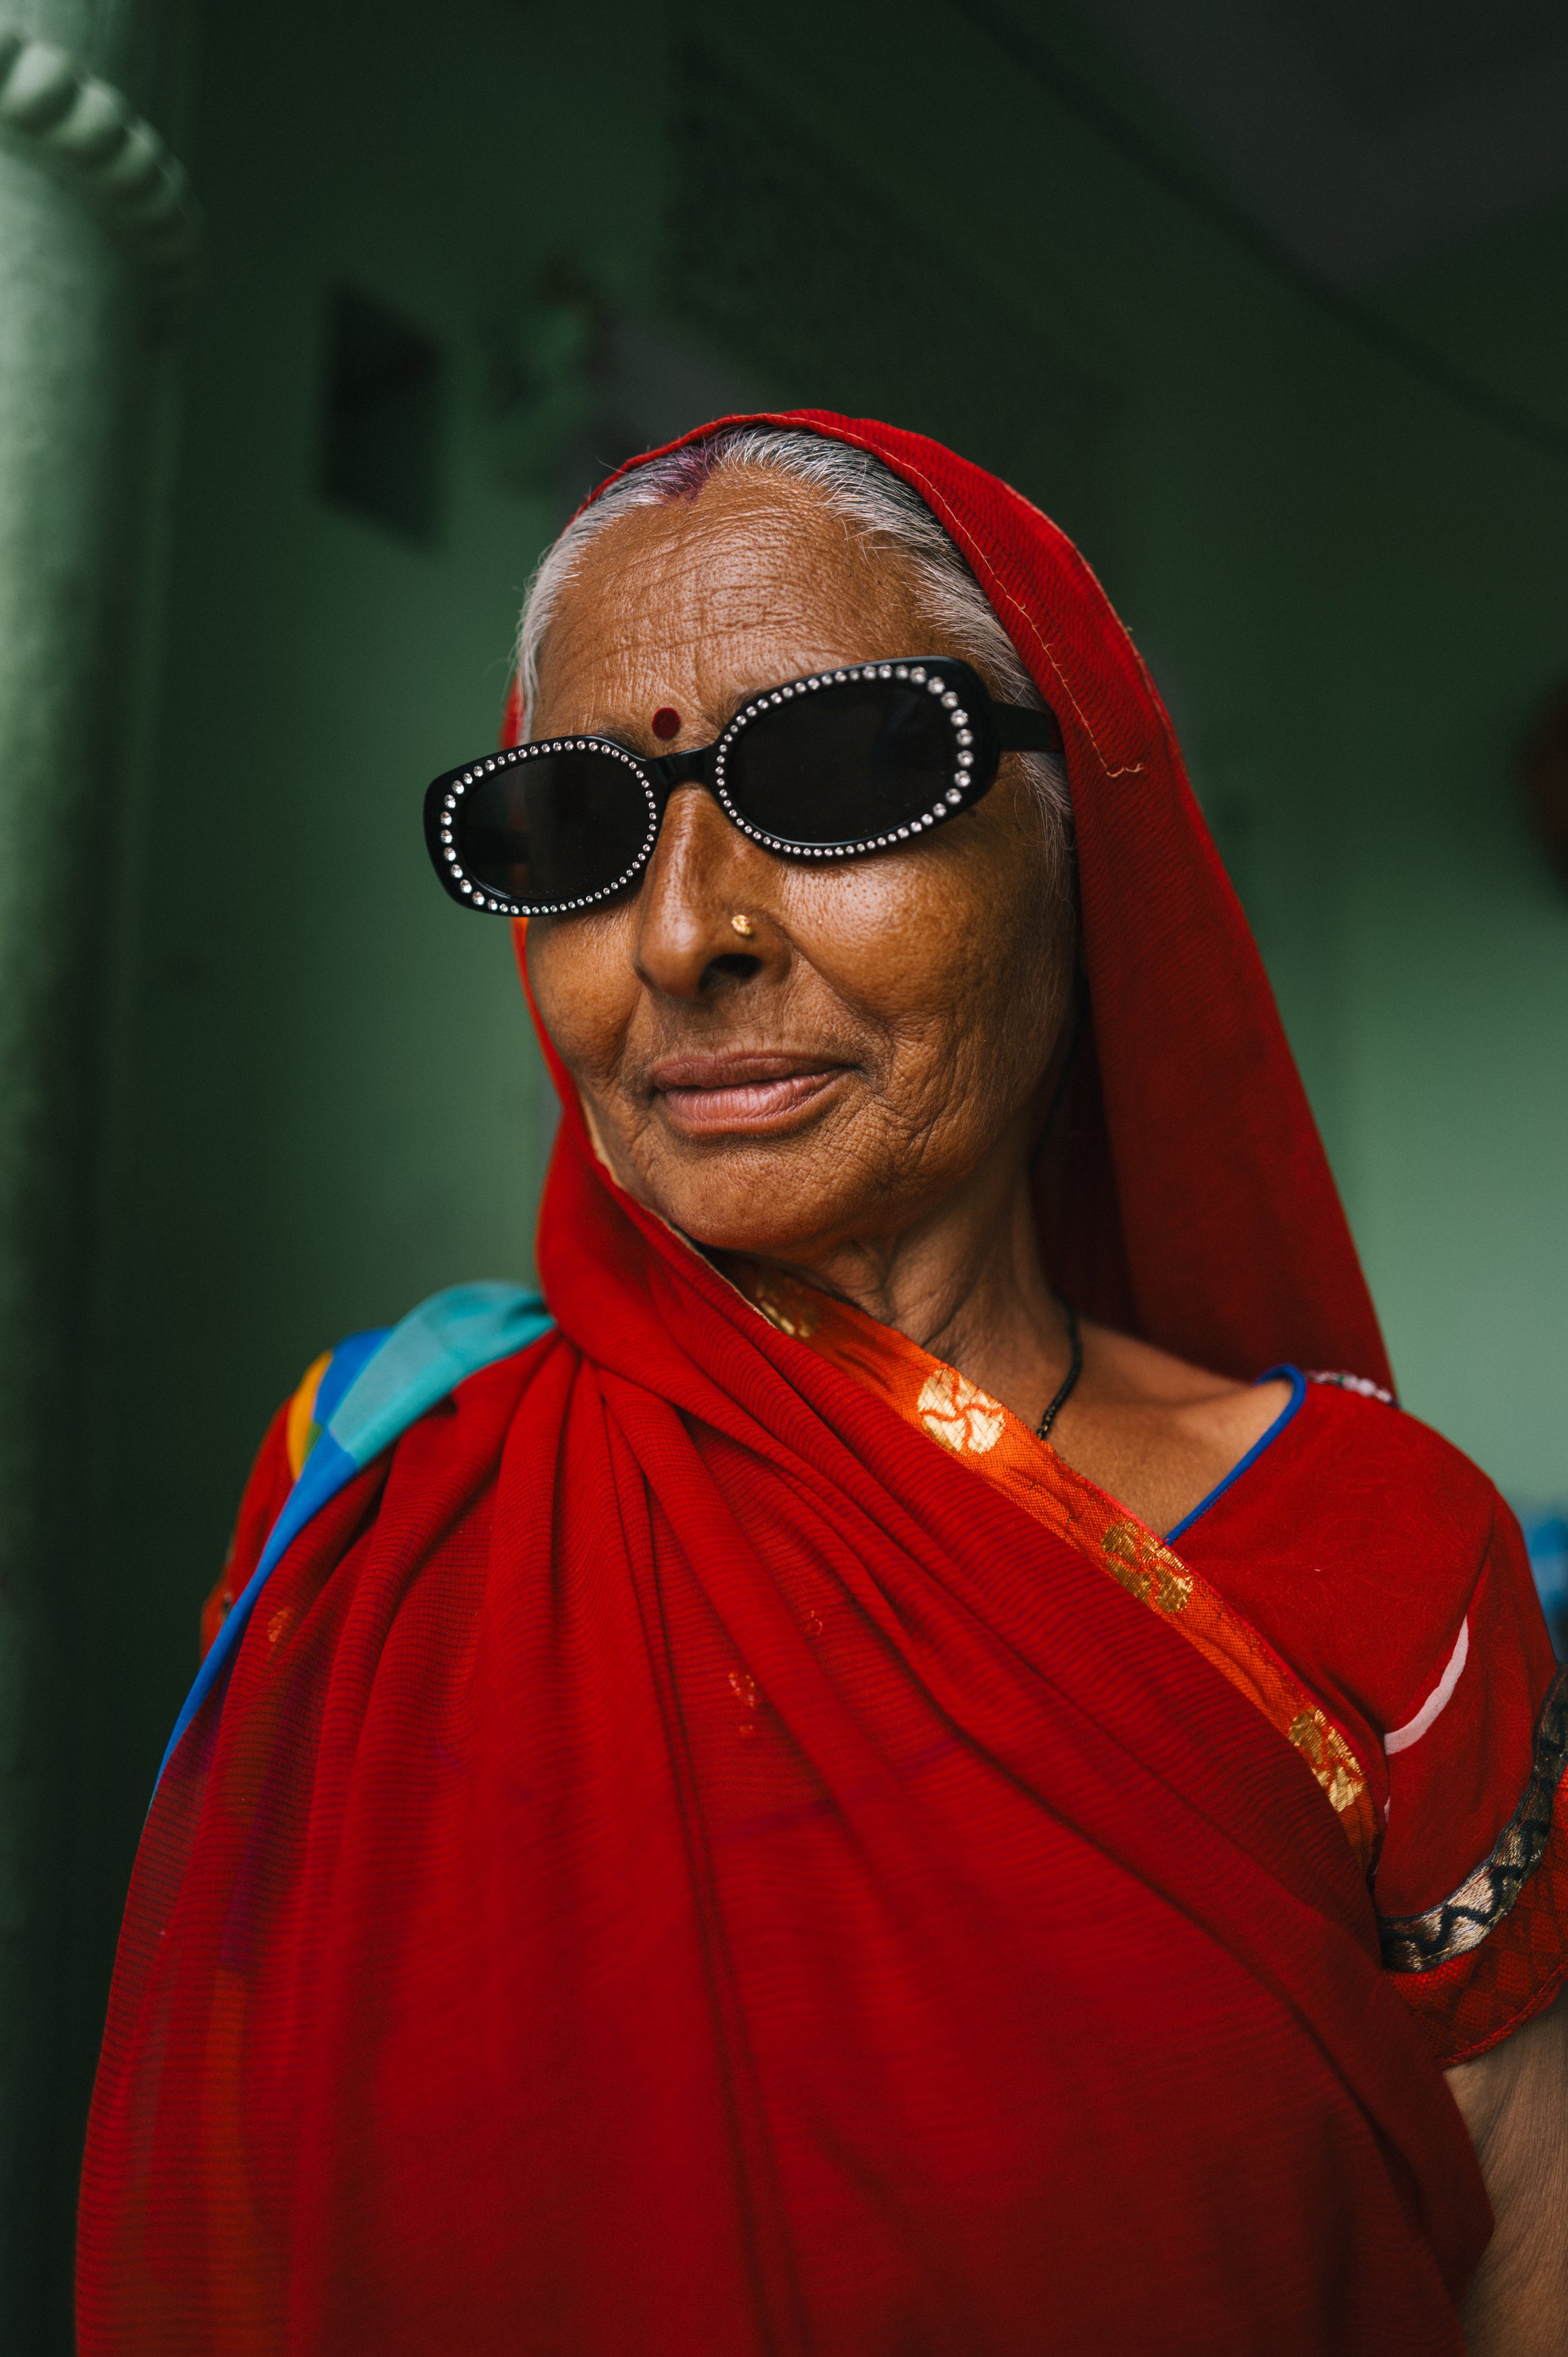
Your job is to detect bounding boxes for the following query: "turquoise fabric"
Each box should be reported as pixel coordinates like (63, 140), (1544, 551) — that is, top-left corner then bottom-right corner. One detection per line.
(154, 1283), (554, 1796)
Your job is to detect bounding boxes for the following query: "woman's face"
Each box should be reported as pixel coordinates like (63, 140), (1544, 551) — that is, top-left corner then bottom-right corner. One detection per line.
(525, 470), (1073, 1260)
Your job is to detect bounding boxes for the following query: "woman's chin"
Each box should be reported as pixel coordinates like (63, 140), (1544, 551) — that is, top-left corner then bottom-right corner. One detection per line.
(675, 1205), (837, 1262)
(634, 1157), (851, 1262)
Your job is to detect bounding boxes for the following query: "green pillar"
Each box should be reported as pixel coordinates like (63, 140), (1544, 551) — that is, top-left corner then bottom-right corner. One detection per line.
(0, 10), (196, 2344)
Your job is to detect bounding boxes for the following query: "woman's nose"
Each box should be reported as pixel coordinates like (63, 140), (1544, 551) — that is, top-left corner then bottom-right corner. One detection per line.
(633, 785), (785, 1001)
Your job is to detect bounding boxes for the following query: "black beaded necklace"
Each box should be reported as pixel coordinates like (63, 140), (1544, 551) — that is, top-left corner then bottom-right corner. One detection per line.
(1035, 1302), (1083, 1441)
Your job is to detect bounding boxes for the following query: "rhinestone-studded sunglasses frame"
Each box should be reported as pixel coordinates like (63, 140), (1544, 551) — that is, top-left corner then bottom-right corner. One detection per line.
(423, 656), (1061, 919)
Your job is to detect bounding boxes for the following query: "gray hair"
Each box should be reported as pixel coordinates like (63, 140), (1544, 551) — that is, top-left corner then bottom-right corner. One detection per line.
(513, 424), (1074, 892)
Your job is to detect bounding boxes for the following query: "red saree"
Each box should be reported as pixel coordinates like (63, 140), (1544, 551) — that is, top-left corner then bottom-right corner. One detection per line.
(80, 413), (1557, 2353)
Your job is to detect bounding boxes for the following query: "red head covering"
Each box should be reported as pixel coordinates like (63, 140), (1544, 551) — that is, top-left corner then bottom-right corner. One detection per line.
(81, 417), (1478, 2357)
(522, 409), (1391, 1390)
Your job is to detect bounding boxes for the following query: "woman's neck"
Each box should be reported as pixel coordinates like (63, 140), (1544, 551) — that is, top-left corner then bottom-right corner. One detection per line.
(735, 1123), (1074, 1426)
(718, 1107), (1294, 1537)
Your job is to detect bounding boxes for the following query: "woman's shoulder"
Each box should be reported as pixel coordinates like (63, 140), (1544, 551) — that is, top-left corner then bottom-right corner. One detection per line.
(1173, 1362), (1513, 1612)
(200, 1284), (557, 1667)
(1175, 1364), (1548, 1759)
(1089, 1317), (1505, 1546)
(1285, 1370), (1505, 1547)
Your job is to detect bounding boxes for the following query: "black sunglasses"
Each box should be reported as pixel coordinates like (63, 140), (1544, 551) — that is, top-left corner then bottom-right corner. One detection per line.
(423, 655), (1064, 919)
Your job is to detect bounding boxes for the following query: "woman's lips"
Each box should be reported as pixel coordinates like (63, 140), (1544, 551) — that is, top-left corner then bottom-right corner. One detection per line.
(650, 1055), (848, 1135)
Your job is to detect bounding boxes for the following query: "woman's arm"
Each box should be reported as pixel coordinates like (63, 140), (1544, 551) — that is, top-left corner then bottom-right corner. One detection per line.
(1446, 1986), (1568, 2354)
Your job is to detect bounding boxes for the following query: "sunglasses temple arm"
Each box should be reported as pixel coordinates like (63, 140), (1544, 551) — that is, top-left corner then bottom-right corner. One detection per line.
(993, 703), (1066, 763)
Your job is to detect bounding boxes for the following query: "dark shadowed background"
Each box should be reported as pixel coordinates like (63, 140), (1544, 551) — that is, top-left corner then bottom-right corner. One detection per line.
(3, 0), (1567, 2340)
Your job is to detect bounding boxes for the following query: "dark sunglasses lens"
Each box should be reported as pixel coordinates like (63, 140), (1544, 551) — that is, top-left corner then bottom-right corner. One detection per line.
(724, 677), (955, 845)
(454, 750), (652, 908)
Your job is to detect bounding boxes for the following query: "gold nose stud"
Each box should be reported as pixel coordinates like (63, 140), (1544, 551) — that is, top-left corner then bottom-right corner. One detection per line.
(730, 913), (757, 939)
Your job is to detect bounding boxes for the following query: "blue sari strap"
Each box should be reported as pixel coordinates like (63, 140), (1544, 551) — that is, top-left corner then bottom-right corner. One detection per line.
(155, 1282), (554, 1797)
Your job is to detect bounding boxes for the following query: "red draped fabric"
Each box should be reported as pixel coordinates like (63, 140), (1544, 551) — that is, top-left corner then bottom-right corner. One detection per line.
(79, 415), (1490, 2353)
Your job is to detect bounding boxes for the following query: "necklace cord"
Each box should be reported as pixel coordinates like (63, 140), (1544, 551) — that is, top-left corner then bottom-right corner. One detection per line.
(1035, 1300), (1083, 1441)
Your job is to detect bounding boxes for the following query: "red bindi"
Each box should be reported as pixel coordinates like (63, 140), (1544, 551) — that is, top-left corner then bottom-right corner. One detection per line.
(651, 706), (681, 741)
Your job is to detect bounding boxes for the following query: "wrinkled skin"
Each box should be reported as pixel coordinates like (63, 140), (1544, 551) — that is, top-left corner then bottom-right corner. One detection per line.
(524, 465), (1567, 2346)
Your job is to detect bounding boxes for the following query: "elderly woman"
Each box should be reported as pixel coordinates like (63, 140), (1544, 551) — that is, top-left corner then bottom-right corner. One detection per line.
(80, 415), (1568, 2354)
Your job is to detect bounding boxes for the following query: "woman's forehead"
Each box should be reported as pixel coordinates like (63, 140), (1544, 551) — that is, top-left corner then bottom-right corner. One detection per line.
(536, 477), (927, 725)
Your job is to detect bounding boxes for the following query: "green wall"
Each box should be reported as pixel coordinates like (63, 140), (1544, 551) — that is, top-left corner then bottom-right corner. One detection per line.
(1338, 207), (1568, 1503)
(45, 0), (1568, 2335)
